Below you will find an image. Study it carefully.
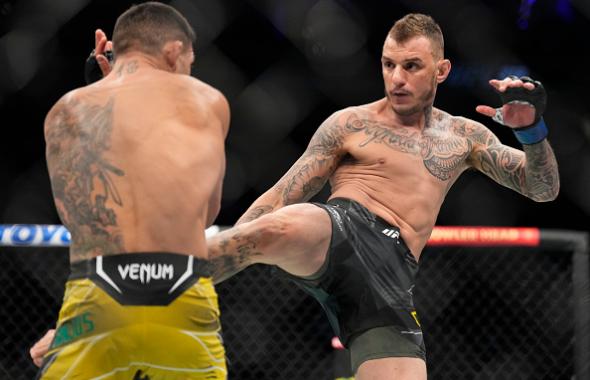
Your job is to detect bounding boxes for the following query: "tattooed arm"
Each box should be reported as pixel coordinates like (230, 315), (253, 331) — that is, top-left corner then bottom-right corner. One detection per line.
(210, 109), (349, 282)
(208, 226), (265, 283)
(235, 111), (349, 225)
(465, 120), (559, 202)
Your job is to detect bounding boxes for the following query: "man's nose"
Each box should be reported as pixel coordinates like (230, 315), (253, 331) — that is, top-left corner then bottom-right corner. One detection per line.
(389, 66), (406, 86)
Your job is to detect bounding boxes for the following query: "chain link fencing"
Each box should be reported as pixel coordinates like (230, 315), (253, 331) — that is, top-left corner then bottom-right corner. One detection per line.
(0, 227), (587, 379)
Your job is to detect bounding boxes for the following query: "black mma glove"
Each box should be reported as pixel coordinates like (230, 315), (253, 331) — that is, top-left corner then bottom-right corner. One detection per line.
(84, 50), (114, 85)
(494, 75), (548, 145)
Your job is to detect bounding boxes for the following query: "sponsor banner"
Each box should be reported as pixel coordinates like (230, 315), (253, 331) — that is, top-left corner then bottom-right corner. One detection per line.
(0, 225), (541, 248)
(0, 224), (222, 247)
(0, 224), (71, 247)
(428, 226), (540, 247)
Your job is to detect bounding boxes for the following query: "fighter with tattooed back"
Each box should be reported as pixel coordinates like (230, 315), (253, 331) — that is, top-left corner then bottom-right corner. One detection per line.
(206, 13), (559, 380)
(36, 3), (230, 379)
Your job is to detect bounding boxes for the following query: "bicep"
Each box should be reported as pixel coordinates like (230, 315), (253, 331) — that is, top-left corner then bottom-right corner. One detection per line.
(273, 115), (347, 205)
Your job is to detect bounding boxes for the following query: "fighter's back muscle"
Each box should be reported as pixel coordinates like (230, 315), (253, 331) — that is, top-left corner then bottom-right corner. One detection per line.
(45, 72), (227, 261)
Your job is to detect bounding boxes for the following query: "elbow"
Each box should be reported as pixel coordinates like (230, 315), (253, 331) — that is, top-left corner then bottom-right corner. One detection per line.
(544, 177), (560, 202)
(532, 194), (557, 203)
(530, 183), (560, 203)
(546, 185), (560, 202)
(525, 170), (560, 202)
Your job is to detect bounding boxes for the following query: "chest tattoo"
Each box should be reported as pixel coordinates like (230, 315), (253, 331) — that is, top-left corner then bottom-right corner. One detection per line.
(346, 115), (470, 181)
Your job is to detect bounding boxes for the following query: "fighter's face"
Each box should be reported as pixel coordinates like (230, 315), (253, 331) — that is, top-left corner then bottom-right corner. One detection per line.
(381, 36), (446, 116)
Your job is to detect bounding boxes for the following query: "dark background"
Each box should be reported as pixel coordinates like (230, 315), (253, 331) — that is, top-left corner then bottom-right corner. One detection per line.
(0, 0), (589, 230)
(0, 1), (589, 379)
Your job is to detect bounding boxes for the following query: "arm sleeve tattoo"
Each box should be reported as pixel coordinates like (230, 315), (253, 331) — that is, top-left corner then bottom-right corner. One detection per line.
(466, 121), (559, 201)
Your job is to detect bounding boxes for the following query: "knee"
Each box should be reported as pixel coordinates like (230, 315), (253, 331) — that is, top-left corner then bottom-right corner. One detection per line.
(252, 211), (293, 243)
(247, 206), (310, 247)
(243, 204), (327, 251)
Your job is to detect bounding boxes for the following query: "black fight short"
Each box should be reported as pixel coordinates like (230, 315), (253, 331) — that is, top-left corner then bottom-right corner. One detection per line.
(277, 198), (426, 373)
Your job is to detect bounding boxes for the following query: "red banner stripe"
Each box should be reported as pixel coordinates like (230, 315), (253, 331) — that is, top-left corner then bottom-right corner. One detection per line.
(427, 227), (540, 247)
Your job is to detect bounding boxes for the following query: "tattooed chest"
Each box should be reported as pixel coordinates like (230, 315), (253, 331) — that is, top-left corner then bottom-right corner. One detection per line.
(419, 134), (471, 180)
(350, 125), (471, 181)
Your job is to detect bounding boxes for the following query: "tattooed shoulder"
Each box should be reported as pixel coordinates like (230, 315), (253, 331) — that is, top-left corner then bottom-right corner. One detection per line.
(276, 110), (355, 205)
(306, 111), (350, 154)
(451, 117), (499, 147)
(45, 96), (77, 158)
(420, 115), (472, 181)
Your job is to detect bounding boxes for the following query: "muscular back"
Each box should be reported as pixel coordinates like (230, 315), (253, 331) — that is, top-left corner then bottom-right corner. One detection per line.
(45, 66), (229, 262)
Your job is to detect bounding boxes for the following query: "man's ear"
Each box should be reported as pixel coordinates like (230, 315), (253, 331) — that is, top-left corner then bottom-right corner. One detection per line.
(436, 59), (451, 84)
(163, 40), (184, 71)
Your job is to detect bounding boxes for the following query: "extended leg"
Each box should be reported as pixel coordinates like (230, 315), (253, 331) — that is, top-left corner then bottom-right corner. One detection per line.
(208, 203), (332, 284)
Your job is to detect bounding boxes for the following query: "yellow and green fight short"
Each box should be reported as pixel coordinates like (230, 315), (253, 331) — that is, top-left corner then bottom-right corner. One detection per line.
(37, 253), (227, 380)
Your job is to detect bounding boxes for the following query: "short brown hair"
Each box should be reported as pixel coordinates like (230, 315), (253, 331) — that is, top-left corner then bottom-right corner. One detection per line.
(388, 13), (444, 58)
(113, 2), (196, 56)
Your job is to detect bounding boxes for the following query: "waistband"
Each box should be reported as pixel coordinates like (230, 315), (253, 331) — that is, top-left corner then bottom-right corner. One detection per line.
(327, 198), (399, 229)
(69, 253), (211, 306)
(326, 197), (411, 252)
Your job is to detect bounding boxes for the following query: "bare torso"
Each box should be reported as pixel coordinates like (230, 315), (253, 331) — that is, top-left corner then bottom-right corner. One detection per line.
(45, 65), (228, 263)
(329, 98), (475, 259)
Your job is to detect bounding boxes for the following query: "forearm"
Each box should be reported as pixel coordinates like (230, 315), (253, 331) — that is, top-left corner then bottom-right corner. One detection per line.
(472, 139), (559, 202)
(235, 187), (283, 225)
(473, 75), (559, 202)
(207, 225), (259, 284)
(208, 216), (275, 284)
(521, 140), (560, 201)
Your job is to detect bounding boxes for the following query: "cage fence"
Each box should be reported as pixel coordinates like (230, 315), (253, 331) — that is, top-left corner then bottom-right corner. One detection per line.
(0, 225), (587, 380)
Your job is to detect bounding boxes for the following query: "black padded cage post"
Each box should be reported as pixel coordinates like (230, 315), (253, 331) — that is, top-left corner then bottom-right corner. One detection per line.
(540, 229), (590, 379)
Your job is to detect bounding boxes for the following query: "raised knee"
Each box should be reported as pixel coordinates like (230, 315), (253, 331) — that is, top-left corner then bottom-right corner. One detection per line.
(244, 204), (323, 248)
(252, 211), (294, 242)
